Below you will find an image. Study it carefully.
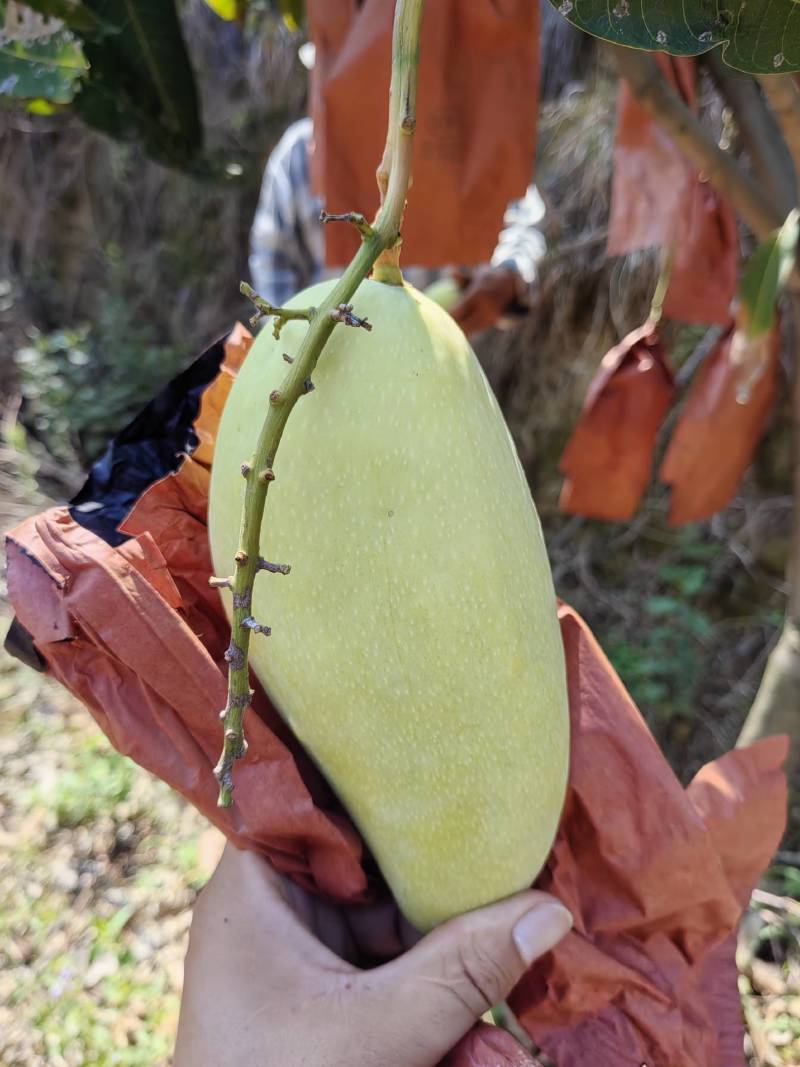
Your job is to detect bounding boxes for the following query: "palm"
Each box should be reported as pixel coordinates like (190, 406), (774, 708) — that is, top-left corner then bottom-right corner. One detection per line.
(277, 865), (421, 966)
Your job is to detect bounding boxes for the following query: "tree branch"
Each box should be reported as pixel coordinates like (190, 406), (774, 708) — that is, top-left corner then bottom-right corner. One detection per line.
(705, 54), (796, 220)
(610, 45), (782, 242)
(790, 295), (800, 625)
(214, 0), (427, 807)
(758, 74), (800, 203)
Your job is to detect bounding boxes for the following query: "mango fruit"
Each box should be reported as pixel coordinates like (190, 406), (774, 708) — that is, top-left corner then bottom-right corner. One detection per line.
(208, 278), (569, 931)
(423, 275), (462, 312)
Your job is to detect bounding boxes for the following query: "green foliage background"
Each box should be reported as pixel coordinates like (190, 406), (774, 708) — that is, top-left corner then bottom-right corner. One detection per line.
(0, 0), (305, 471)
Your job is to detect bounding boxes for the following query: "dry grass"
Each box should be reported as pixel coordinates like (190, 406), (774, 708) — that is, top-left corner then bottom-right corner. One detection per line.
(0, 424), (216, 1066)
(0, 660), (213, 1067)
(741, 881), (800, 1064)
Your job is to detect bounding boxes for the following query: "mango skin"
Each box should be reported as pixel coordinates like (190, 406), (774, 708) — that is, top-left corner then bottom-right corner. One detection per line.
(209, 278), (569, 931)
(423, 276), (461, 312)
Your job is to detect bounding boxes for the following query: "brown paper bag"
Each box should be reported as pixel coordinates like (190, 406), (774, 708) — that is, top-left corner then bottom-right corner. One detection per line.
(559, 323), (675, 521)
(662, 178), (739, 326)
(609, 56), (738, 325)
(307, 0), (540, 268)
(660, 322), (780, 525)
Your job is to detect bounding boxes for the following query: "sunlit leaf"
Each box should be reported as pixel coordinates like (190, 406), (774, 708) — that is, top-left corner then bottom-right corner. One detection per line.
(547, 0), (800, 75)
(738, 209), (799, 339)
(27, 96), (60, 113)
(0, 29), (86, 103)
(8, 0), (109, 34)
(201, 0), (243, 20)
(278, 0), (303, 31)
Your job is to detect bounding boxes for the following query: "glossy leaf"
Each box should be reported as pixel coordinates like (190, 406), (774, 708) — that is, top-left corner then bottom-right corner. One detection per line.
(547, 0), (800, 74)
(26, 96), (60, 114)
(3, 0), (109, 33)
(278, 0), (304, 31)
(201, 0), (243, 20)
(0, 28), (86, 103)
(738, 209), (800, 339)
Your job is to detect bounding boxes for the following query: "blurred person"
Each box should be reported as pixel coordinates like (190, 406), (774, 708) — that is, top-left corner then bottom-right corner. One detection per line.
(174, 842), (572, 1067)
(249, 52), (547, 336)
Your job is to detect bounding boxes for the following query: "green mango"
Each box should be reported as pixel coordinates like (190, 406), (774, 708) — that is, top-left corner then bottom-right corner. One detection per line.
(423, 275), (462, 312)
(209, 277), (569, 931)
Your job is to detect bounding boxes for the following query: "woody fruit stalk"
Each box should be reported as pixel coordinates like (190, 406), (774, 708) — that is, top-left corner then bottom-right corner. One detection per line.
(210, 0), (428, 808)
(209, 0), (570, 931)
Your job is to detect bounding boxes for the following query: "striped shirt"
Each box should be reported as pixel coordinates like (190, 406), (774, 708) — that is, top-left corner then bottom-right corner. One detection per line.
(249, 117), (546, 307)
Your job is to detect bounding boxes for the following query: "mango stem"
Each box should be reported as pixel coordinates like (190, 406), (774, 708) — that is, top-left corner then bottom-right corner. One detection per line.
(214, 0), (428, 807)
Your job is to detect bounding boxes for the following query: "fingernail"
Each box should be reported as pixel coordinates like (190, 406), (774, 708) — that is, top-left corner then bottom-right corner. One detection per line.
(512, 902), (573, 966)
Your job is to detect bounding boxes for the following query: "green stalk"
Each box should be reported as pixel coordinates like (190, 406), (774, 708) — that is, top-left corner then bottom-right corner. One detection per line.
(214, 0), (427, 807)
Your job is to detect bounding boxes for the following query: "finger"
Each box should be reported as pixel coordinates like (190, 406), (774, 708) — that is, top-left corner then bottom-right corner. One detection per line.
(365, 892), (572, 1064)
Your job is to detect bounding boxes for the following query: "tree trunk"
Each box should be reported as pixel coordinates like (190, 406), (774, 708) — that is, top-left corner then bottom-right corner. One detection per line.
(737, 620), (800, 836)
(738, 297), (800, 840)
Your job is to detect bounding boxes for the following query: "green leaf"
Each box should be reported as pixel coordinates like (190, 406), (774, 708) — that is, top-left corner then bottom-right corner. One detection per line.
(278, 0), (304, 31)
(16, 1), (110, 33)
(72, 0), (203, 169)
(738, 208), (800, 339)
(645, 595), (681, 616)
(547, 0), (800, 75)
(26, 96), (60, 113)
(201, 0), (243, 19)
(0, 28), (86, 102)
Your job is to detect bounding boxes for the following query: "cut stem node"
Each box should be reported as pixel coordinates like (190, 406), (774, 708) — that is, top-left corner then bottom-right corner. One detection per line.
(257, 558), (291, 575)
(320, 210), (376, 239)
(329, 303), (373, 331)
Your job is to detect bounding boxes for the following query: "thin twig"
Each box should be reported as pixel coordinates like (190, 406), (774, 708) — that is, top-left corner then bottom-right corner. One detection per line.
(320, 211), (376, 239)
(675, 325), (725, 388)
(240, 281), (316, 338)
(758, 75), (800, 203)
(214, 0), (427, 807)
(610, 45), (782, 242)
(706, 55), (796, 219)
(752, 888), (800, 917)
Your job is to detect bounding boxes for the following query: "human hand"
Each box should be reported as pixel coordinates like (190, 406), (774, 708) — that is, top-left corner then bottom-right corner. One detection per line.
(450, 265), (524, 336)
(174, 844), (572, 1067)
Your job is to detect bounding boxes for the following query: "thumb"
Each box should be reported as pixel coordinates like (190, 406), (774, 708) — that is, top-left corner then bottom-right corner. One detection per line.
(371, 892), (572, 1062)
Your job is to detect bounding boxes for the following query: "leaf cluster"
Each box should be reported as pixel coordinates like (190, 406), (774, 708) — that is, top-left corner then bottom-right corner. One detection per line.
(547, 0), (800, 75)
(0, 0), (202, 167)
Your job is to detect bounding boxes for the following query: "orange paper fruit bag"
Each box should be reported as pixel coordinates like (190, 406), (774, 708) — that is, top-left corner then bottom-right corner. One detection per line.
(660, 322), (780, 525)
(559, 323), (675, 521)
(5, 328), (787, 1067)
(609, 55), (738, 325)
